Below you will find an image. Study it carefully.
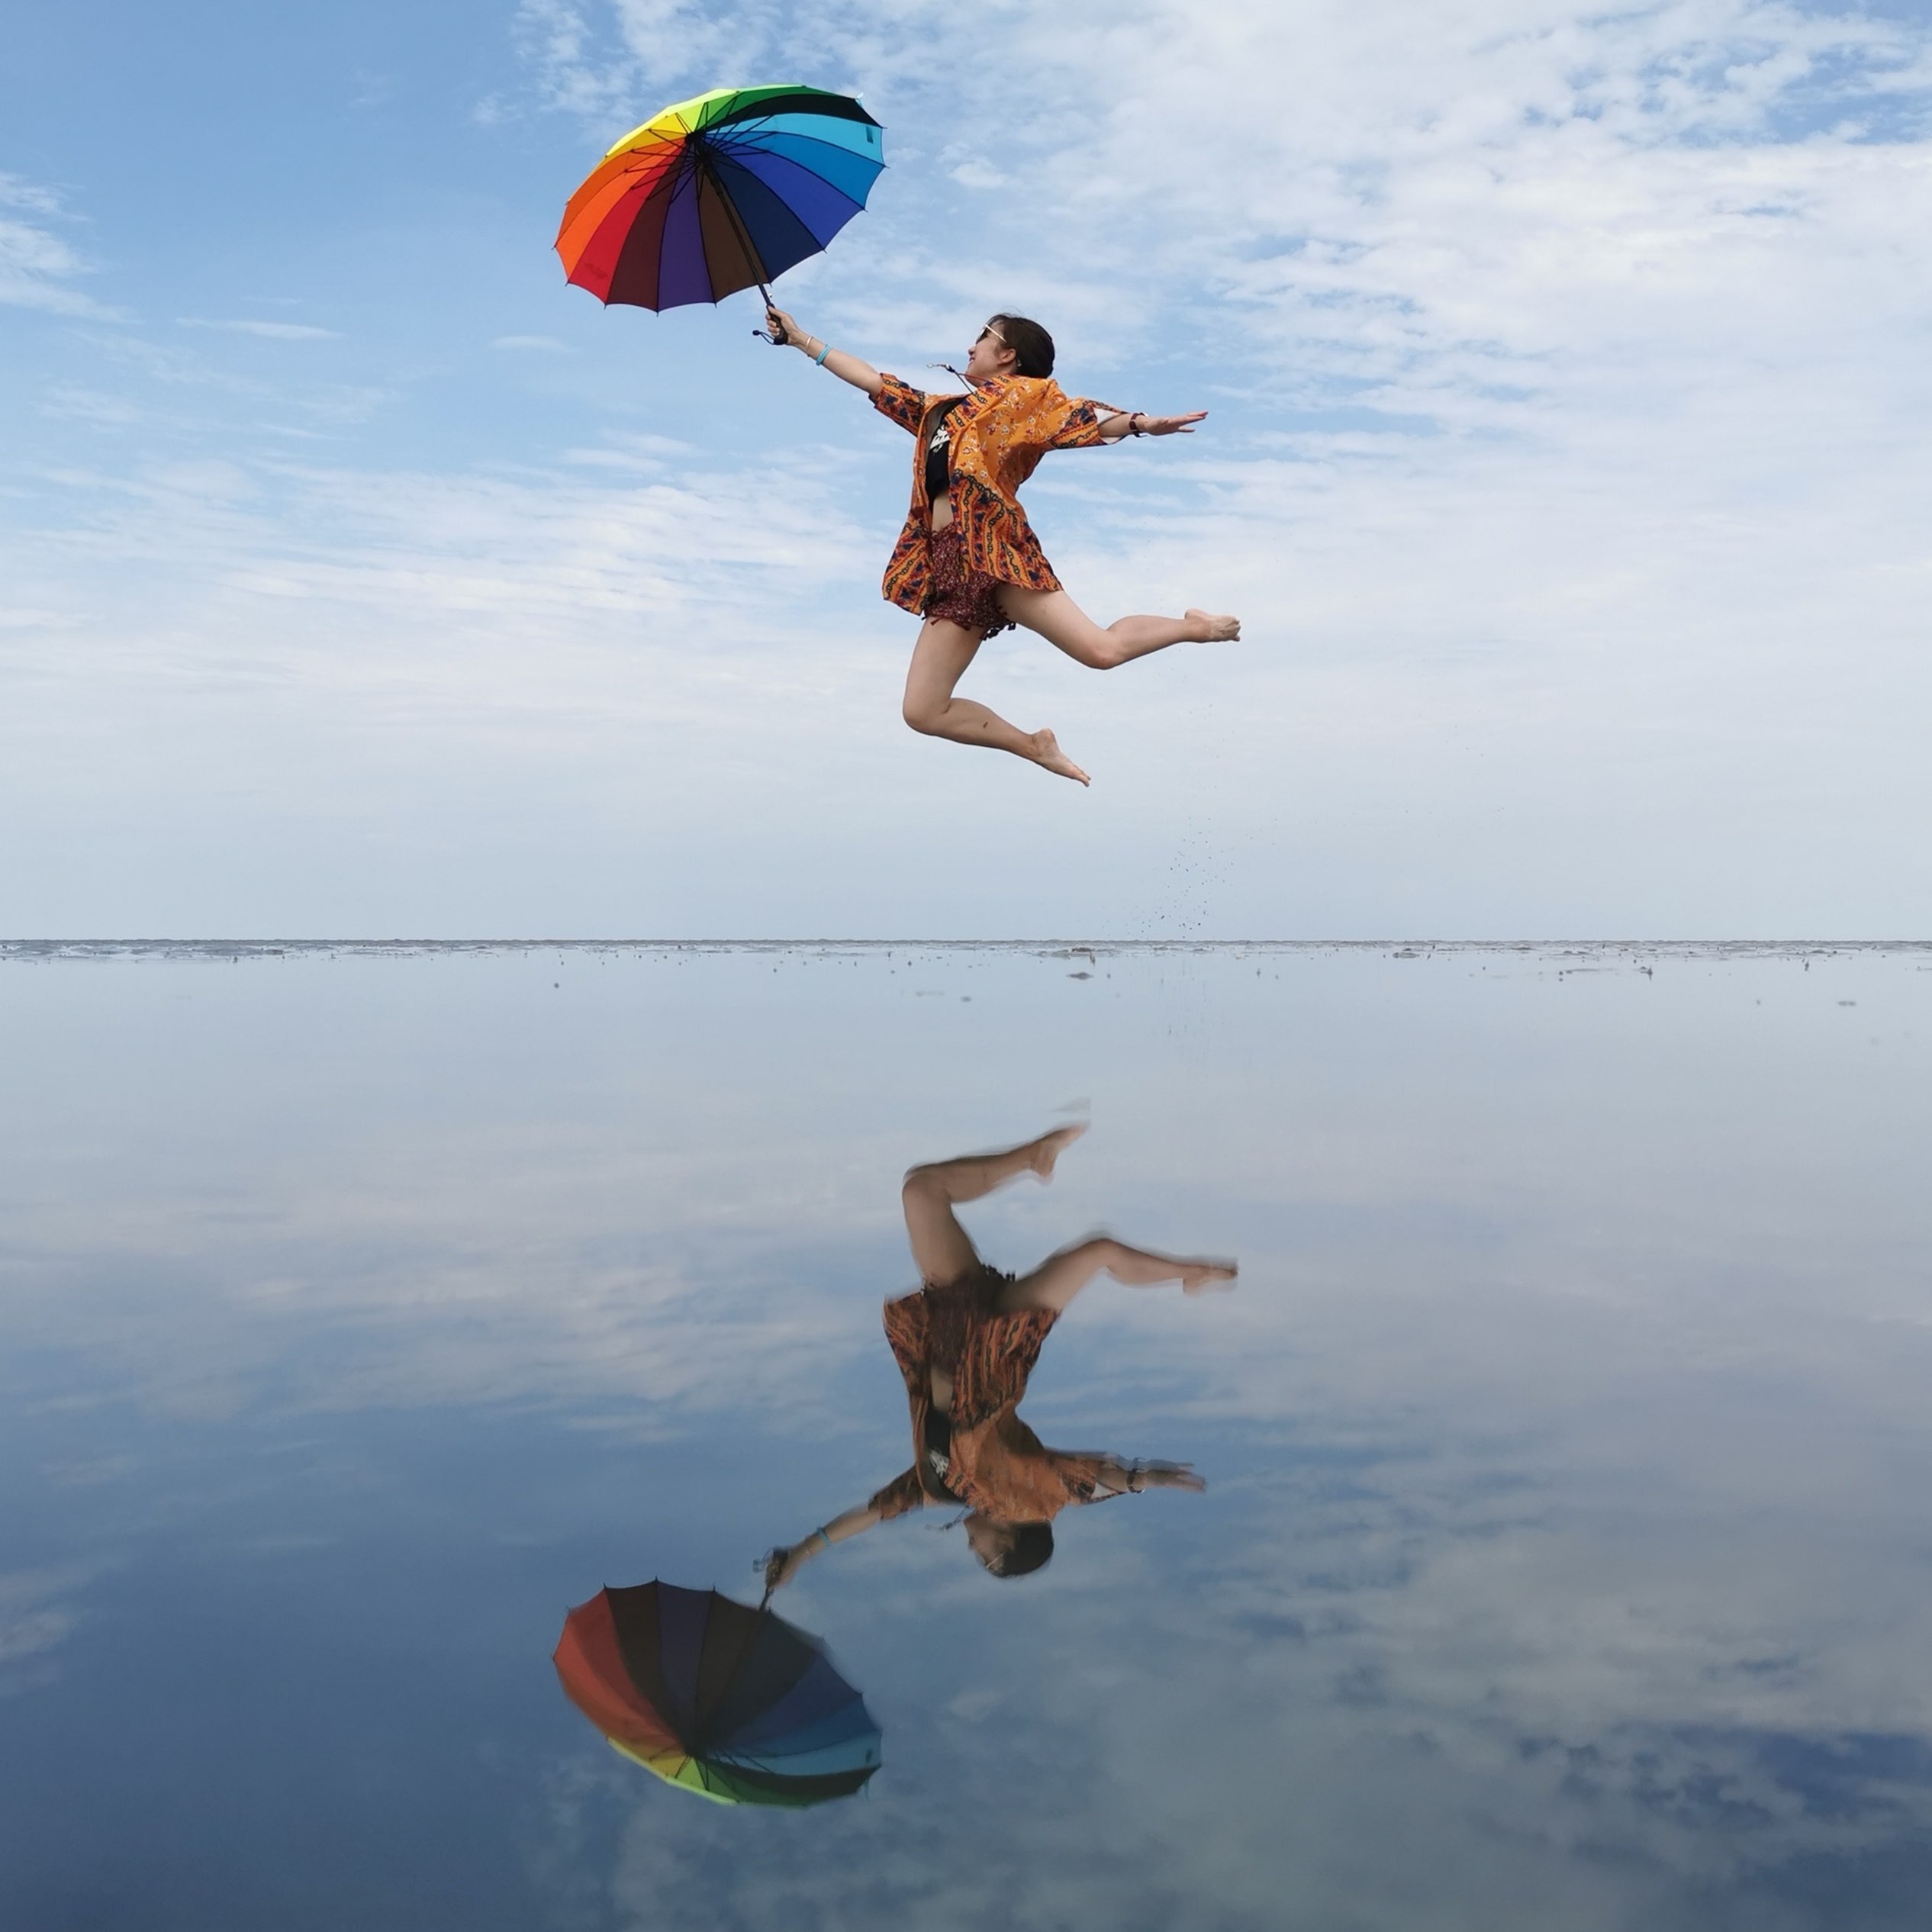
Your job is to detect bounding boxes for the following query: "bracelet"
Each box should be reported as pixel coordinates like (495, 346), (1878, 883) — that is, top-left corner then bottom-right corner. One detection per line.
(812, 1526), (832, 1548)
(1131, 413), (1146, 436)
(1127, 1463), (1144, 1492)
(813, 340), (832, 367)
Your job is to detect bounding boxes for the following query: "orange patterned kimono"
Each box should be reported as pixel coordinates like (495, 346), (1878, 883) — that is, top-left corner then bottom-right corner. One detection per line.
(865, 1274), (1110, 1526)
(872, 372), (1109, 615)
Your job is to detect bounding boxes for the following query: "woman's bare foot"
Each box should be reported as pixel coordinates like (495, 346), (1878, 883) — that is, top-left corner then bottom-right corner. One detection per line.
(1029, 728), (1090, 785)
(1029, 1122), (1088, 1181)
(1185, 608), (1241, 642)
(1180, 1261), (1238, 1296)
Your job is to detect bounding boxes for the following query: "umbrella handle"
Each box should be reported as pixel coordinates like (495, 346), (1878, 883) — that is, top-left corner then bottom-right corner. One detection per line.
(752, 281), (789, 346)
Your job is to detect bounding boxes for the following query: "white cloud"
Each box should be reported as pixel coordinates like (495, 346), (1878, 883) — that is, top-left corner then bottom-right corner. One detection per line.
(0, 174), (61, 217)
(6, 0), (1932, 935)
(178, 317), (340, 340)
(946, 159), (1009, 192)
(37, 384), (143, 428)
(0, 173), (108, 316)
(509, 0), (1932, 559)
(516, 1), (1930, 433)
(514, 0), (644, 121)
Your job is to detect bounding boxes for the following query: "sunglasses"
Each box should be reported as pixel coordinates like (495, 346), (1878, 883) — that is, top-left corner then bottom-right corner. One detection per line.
(929, 324), (1010, 383)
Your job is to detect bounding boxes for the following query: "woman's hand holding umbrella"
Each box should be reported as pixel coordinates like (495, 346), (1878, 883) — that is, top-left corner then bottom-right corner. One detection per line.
(762, 1540), (815, 1594)
(761, 1499), (888, 1596)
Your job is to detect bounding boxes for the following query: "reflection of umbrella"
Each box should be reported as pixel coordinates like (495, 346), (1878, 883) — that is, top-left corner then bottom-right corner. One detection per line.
(555, 85), (885, 314)
(553, 1580), (882, 1808)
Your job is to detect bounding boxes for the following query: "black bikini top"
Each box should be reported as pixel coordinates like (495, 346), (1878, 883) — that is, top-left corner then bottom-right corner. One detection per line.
(923, 398), (965, 500)
(923, 1403), (963, 1502)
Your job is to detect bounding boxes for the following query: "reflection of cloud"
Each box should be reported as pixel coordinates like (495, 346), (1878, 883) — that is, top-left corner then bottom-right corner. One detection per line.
(1045, 1581), (1932, 1927)
(585, 1650), (1932, 1932)
(11, 948), (1932, 1921)
(0, 1568), (92, 1695)
(578, 1459), (1932, 1930)
(0, 1058), (911, 1434)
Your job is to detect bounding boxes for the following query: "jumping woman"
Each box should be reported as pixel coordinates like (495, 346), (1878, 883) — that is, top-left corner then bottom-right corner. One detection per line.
(763, 304), (1241, 786)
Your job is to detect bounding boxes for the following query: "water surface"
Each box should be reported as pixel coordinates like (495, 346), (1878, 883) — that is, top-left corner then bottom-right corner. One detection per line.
(2, 942), (1929, 1929)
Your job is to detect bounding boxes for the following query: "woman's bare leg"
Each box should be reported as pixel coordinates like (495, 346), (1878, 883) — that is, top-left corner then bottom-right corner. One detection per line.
(902, 1125), (1087, 1286)
(998, 585), (1241, 669)
(902, 619), (1090, 784)
(997, 1236), (1238, 1315)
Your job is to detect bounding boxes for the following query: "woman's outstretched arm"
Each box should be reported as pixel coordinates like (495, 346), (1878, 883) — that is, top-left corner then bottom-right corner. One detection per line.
(762, 1496), (894, 1593)
(1109, 409), (1208, 439)
(1090, 1456), (1206, 1496)
(1083, 408), (1210, 444)
(765, 305), (883, 398)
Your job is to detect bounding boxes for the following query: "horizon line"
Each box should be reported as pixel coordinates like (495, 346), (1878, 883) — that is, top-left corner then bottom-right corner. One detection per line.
(3, 938), (1926, 953)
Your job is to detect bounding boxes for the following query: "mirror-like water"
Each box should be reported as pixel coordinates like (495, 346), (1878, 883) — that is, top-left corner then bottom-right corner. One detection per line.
(3, 942), (1929, 1930)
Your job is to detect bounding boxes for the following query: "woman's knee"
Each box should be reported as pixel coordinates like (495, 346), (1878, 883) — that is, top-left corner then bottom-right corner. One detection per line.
(902, 694), (945, 734)
(1059, 629), (1124, 670)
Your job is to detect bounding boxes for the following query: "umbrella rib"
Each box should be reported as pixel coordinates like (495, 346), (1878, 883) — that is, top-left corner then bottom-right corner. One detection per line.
(711, 116), (877, 147)
(691, 140), (771, 295)
(709, 127), (884, 183)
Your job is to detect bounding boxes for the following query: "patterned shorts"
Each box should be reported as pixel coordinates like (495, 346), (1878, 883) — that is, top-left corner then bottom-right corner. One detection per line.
(922, 524), (1016, 639)
(897, 1266), (1055, 1430)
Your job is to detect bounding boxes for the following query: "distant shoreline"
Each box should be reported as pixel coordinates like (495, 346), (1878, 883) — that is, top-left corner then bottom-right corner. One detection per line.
(4, 939), (1926, 961)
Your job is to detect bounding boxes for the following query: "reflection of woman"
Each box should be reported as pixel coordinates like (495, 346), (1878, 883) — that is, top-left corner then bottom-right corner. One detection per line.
(765, 1126), (1235, 1590)
(762, 304), (1241, 787)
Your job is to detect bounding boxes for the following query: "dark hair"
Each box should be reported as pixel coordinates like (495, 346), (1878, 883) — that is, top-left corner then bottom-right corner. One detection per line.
(987, 314), (1055, 378)
(984, 1521), (1055, 1579)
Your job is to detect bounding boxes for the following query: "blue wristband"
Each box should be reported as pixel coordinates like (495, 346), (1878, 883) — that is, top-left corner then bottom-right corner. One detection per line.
(814, 341), (832, 366)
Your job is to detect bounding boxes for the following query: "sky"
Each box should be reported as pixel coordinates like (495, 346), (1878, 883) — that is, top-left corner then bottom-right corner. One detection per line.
(2, 0), (1929, 939)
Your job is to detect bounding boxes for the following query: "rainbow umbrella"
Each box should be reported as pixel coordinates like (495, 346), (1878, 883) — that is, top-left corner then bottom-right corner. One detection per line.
(553, 1580), (882, 1808)
(555, 85), (885, 316)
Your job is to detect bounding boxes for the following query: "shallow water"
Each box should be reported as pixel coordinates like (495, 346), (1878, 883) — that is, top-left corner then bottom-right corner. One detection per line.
(3, 941), (1930, 1930)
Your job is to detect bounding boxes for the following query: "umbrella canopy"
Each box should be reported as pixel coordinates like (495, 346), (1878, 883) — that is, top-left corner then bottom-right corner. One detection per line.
(553, 1580), (882, 1808)
(555, 85), (885, 312)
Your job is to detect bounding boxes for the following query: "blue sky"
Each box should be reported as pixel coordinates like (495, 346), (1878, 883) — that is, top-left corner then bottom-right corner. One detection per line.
(4, 0), (1930, 937)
